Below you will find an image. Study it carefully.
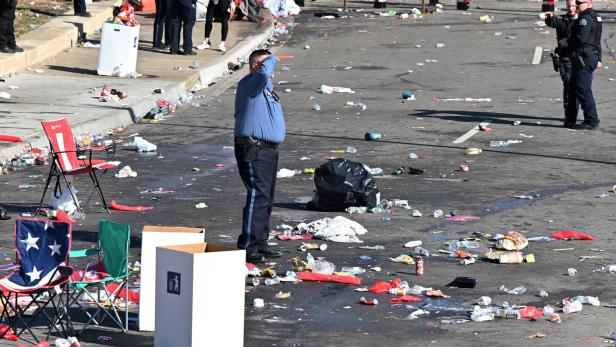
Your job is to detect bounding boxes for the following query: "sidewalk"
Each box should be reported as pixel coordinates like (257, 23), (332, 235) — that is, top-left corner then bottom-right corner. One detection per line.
(0, 6), (274, 161)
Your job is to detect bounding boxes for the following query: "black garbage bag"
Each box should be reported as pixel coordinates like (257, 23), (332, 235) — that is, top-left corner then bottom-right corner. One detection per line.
(307, 158), (380, 211)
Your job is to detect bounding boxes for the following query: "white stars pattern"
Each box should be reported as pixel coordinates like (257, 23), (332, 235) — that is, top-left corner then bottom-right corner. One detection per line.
(20, 232), (39, 251)
(25, 266), (42, 282)
(48, 241), (62, 256)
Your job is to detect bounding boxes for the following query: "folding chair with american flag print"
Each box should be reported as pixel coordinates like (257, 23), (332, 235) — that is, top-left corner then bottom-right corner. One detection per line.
(38, 118), (120, 213)
(0, 219), (73, 343)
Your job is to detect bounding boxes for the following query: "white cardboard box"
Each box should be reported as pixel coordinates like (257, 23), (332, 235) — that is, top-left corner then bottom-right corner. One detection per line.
(154, 243), (246, 347)
(97, 22), (140, 76)
(139, 226), (205, 331)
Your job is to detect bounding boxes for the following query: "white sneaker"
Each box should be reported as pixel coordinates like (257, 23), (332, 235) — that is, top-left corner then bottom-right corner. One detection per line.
(196, 40), (210, 50)
(218, 43), (226, 52)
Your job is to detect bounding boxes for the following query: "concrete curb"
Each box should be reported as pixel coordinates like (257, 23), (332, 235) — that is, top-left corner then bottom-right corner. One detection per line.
(0, 0), (123, 76)
(0, 20), (274, 161)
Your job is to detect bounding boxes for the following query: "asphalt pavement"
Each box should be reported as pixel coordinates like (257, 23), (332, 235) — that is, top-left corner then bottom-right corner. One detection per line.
(2, 0), (616, 346)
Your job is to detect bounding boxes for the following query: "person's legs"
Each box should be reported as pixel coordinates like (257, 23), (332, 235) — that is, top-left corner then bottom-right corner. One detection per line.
(73, 0), (88, 15)
(577, 55), (599, 126)
(168, 15), (180, 54)
(235, 145), (277, 255)
(204, 0), (215, 39)
(153, 0), (167, 47)
(181, 5), (196, 53)
(0, 4), (11, 49)
(561, 58), (577, 122)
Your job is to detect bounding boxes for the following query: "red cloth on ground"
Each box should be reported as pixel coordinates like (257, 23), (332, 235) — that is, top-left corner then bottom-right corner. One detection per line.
(550, 230), (595, 240)
(298, 272), (362, 285)
(369, 278), (402, 293)
(388, 295), (422, 304)
(110, 200), (153, 212)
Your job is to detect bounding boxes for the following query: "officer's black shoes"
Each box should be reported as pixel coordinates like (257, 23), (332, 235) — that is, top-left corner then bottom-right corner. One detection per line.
(0, 47), (15, 54)
(258, 247), (283, 258)
(246, 252), (266, 263)
(577, 123), (599, 130)
(181, 50), (197, 56)
(9, 45), (23, 53)
(76, 11), (92, 17)
(564, 122), (576, 129)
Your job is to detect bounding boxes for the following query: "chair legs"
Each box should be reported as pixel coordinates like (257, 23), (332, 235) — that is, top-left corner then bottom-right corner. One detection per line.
(36, 163), (58, 215)
(83, 170), (110, 213)
(65, 282), (129, 334)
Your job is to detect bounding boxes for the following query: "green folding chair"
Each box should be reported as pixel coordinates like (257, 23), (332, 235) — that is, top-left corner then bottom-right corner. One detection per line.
(67, 220), (130, 333)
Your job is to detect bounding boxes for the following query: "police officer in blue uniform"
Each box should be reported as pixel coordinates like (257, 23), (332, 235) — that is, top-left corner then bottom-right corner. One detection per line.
(234, 49), (285, 263)
(561, 0), (602, 129)
(153, 0), (169, 49)
(168, 0), (197, 55)
(545, 0), (578, 123)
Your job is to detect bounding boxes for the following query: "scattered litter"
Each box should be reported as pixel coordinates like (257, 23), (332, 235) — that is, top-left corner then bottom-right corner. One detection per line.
(115, 166), (137, 178)
(277, 168), (302, 178)
(320, 85), (355, 94)
(195, 203), (208, 209)
(110, 200), (154, 212)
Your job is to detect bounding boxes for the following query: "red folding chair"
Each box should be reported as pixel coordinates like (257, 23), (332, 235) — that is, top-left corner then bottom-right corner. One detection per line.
(38, 119), (120, 213)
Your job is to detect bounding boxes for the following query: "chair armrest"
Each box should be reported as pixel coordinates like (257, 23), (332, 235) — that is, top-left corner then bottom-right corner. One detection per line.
(69, 248), (100, 258)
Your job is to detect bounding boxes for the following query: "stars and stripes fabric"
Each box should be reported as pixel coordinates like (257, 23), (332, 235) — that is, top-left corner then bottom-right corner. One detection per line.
(0, 219), (71, 292)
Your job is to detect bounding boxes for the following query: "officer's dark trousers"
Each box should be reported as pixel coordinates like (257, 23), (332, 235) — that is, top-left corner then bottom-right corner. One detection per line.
(565, 54), (599, 126)
(153, 0), (169, 47)
(0, 0), (16, 49)
(169, 5), (196, 53)
(559, 57), (578, 117)
(73, 0), (87, 15)
(235, 143), (279, 254)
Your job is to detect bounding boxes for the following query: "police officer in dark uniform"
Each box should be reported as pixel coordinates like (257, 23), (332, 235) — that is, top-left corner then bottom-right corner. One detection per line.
(0, 0), (22, 54)
(153, 0), (169, 49)
(545, 0), (578, 123)
(168, 0), (197, 55)
(561, 0), (602, 129)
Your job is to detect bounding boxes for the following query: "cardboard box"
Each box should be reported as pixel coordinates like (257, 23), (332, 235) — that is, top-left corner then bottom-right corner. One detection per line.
(154, 243), (246, 347)
(97, 22), (140, 76)
(139, 226), (205, 331)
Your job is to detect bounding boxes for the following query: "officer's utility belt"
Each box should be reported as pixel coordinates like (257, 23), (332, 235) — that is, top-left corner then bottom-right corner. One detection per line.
(235, 136), (279, 150)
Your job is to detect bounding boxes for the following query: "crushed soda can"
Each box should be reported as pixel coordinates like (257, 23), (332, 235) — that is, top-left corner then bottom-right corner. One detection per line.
(299, 243), (328, 252)
(359, 297), (378, 305)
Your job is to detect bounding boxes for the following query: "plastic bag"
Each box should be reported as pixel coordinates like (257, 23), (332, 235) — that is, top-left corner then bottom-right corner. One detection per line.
(308, 158), (380, 211)
(50, 184), (79, 214)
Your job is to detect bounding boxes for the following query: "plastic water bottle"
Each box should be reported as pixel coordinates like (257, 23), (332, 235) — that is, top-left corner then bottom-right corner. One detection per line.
(346, 146), (357, 154)
(594, 265), (616, 273)
(543, 305), (555, 318)
(264, 277), (280, 285)
(306, 253), (316, 271)
(490, 141), (508, 147)
(340, 266), (366, 275)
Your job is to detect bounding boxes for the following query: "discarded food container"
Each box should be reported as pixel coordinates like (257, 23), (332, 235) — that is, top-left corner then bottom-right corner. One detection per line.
(155, 243), (245, 346)
(365, 133), (382, 141)
(465, 148), (482, 155)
